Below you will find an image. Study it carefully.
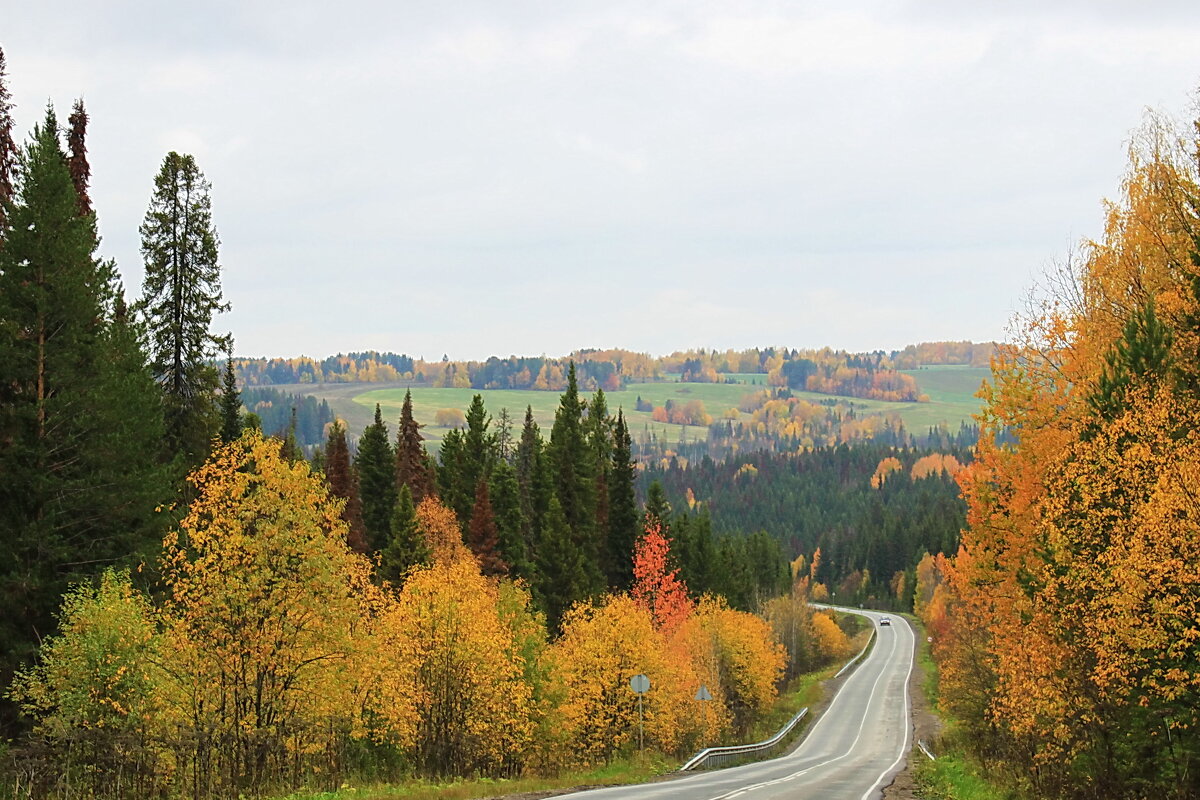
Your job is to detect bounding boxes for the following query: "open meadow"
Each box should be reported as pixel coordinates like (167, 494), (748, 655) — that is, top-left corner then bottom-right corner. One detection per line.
(265, 365), (988, 447)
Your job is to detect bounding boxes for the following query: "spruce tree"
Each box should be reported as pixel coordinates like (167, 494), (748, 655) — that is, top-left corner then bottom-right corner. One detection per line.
(535, 497), (590, 635)
(644, 480), (672, 530)
(218, 340), (242, 444)
(380, 485), (429, 583)
(467, 480), (507, 577)
(490, 459), (531, 580)
(516, 405), (550, 563)
(0, 47), (15, 233)
(462, 393), (495, 514)
(138, 151), (228, 466)
(548, 362), (600, 592)
(586, 388), (613, 536)
(66, 98), (90, 216)
(0, 108), (168, 722)
(395, 389), (433, 501)
(325, 420), (367, 553)
(605, 410), (639, 590)
(355, 403), (396, 552)
(437, 427), (471, 524)
(279, 406), (302, 462)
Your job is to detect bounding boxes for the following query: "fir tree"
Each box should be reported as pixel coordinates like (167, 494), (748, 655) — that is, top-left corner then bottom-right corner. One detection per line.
(516, 405), (550, 561)
(462, 394), (495, 514)
(218, 340), (242, 444)
(66, 99), (90, 216)
(548, 363), (600, 592)
(437, 427), (471, 524)
(0, 108), (169, 722)
(586, 388), (613, 537)
(279, 406), (302, 462)
(355, 403), (396, 552)
(490, 459), (531, 580)
(605, 410), (639, 590)
(467, 480), (507, 577)
(395, 389), (433, 501)
(380, 485), (429, 583)
(0, 46), (15, 233)
(325, 420), (367, 553)
(535, 497), (591, 635)
(138, 151), (229, 466)
(644, 480), (672, 530)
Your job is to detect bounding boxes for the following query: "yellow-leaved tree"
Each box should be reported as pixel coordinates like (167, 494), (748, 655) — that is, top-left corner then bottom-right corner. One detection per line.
(10, 569), (165, 797)
(157, 430), (378, 797)
(377, 557), (534, 777)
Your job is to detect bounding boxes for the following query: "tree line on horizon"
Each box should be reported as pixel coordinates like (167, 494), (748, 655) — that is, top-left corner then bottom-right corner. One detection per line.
(228, 340), (994, 401)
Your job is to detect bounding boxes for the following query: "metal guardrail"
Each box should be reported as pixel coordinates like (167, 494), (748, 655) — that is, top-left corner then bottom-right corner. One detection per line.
(679, 707), (809, 771)
(917, 739), (936, 760)
(835, 627), (876, 678)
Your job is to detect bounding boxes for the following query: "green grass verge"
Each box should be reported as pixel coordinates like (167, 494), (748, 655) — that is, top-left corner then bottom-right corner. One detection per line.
(279, 756), (672, 800)
(914, 755), (1015, 800)
(910, 615), (1014, 800)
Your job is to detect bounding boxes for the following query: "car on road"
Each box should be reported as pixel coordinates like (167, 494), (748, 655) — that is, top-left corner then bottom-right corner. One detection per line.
(879, 617), (891, 626)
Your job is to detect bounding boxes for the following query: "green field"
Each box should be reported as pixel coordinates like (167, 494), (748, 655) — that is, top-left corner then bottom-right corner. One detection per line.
(353, 382), (762, 447)
(266, 365), (989, 447)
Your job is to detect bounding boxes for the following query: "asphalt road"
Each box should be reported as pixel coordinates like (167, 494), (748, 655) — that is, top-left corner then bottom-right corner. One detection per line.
(558, 609), (916, 800)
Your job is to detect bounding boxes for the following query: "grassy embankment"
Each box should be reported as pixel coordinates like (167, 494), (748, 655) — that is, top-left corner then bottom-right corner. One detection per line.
(268, 365), (987, 447)
(910, 617), (1013, 800)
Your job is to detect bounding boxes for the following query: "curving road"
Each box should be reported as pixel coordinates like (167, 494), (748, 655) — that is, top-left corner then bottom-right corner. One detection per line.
(558, 609), (915, 800)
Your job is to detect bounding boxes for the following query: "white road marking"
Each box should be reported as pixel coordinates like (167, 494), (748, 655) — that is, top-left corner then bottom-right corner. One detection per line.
(702, 614), (909, 800)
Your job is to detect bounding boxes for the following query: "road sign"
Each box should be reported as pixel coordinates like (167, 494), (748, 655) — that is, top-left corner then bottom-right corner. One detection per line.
(694, 685), (713, 701)
(630, 673), (650, 694)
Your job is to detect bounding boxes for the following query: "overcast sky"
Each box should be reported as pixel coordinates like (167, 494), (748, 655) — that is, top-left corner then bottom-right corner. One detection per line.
(6, 1), (1200, 360)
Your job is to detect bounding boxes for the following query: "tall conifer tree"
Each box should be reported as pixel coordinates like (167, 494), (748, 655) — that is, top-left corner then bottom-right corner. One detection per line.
(218, 340), (242, 444)
(516, 405), (549, 558)
(395, 389), (433, 501)
(461, 394), (494, 517)
(467, 480), (507, 577)
(605, 410), (639, 590)
(587, 388), (613, 534)
(437, 427), (473, 524)
(138, 151), (228, 465)
(325, 420), (367, 553)
(489, 460), (531, 580)
(548, 363), (601, 592)
(380, 485), (428, 583)
(0, 108), (168, 722)
(535, 497), (590, 635)
(355, 403), (396, 552)
(0, 47), (16, 233)
(66, 99), (90, 216)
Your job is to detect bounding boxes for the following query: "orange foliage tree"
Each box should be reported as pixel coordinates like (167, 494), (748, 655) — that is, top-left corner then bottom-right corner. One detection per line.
(933, 109), (1200, 798)
(631, 522), (694, 635)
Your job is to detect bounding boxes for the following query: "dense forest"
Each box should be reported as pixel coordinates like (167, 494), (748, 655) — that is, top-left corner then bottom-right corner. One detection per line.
(917, 108), (1200, 798)
(642, 442), (971, 609)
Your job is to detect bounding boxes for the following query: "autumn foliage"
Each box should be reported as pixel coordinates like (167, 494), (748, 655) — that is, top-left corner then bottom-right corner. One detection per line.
(12, 433), (797, 796)
(925, 109), (1200, 798)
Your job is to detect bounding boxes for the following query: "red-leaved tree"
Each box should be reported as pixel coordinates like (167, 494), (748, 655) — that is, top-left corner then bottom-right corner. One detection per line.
(631, 522), (693, 635)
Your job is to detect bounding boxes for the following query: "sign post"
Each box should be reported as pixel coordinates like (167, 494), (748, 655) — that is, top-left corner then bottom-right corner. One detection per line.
(630, 673), (650, 760)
